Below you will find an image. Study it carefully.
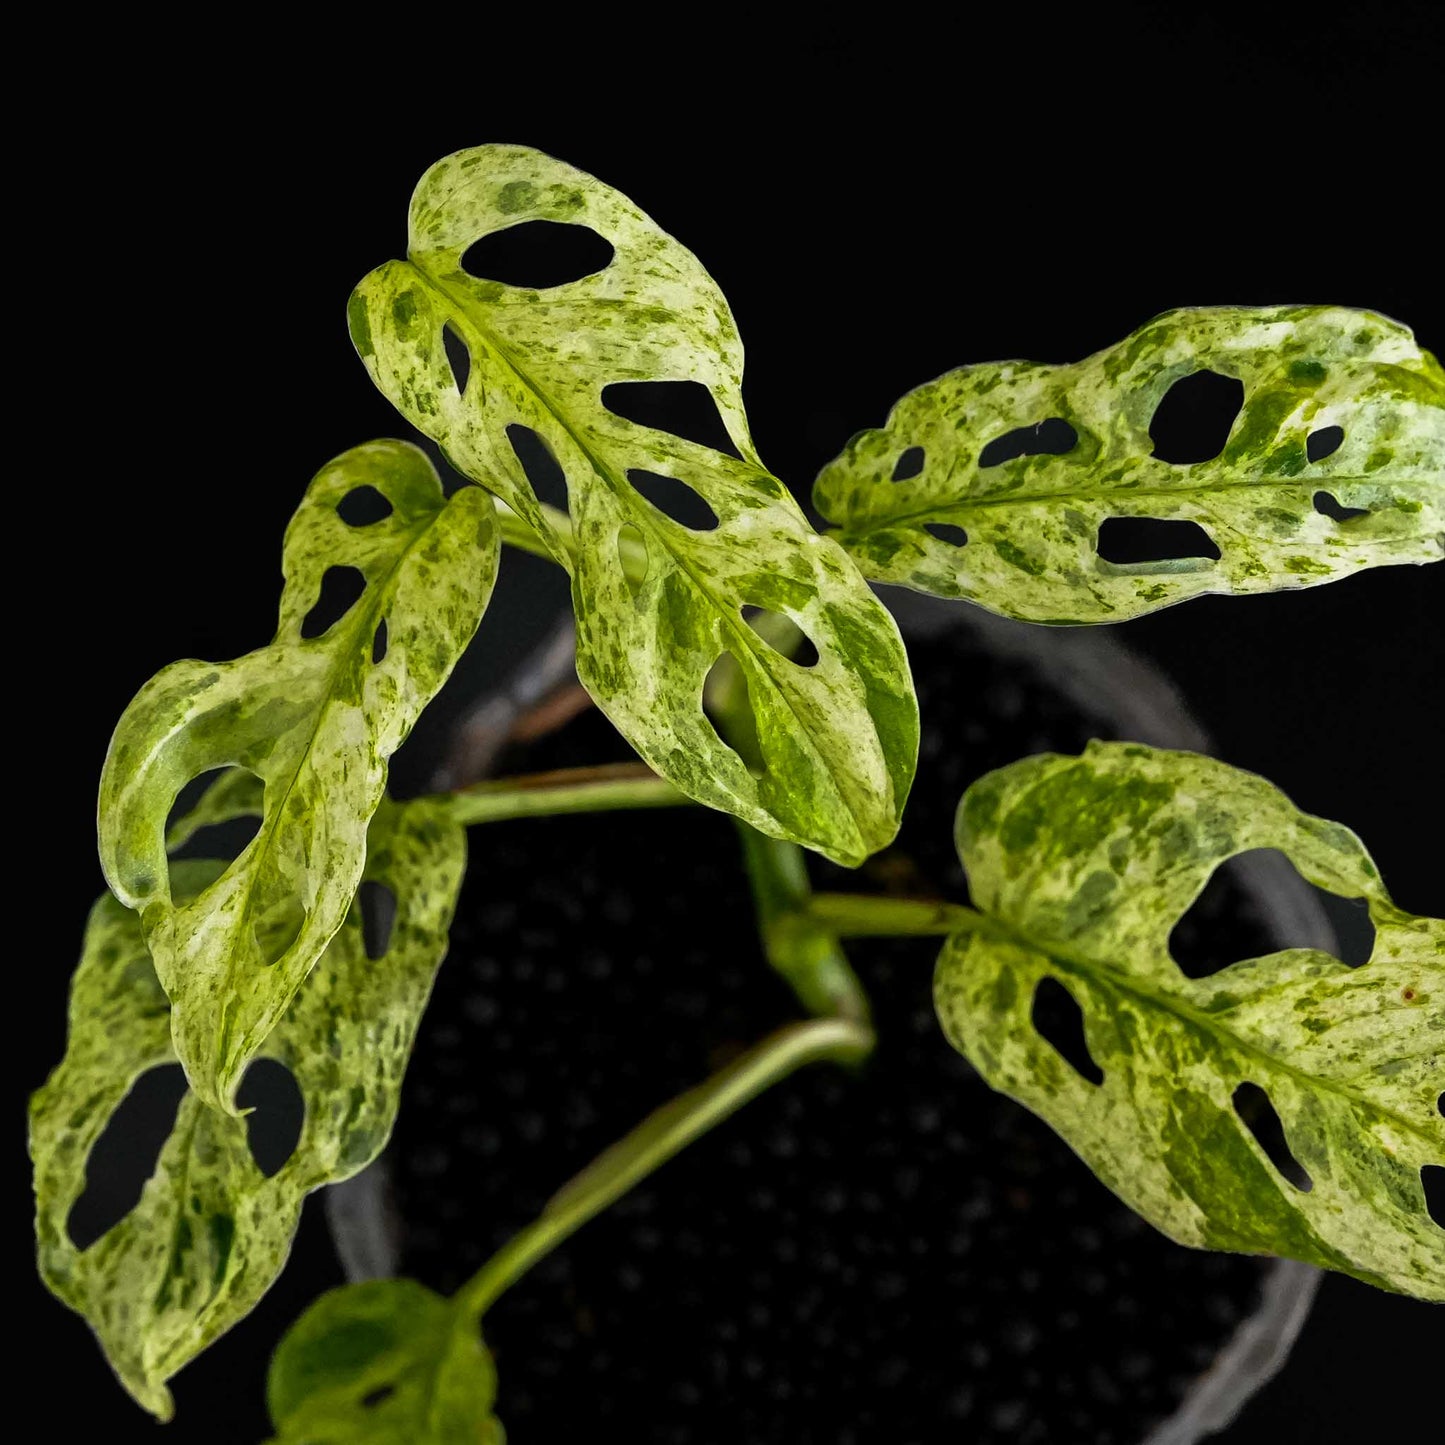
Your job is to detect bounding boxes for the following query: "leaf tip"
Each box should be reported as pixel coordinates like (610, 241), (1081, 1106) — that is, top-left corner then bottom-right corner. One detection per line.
(122, 1369), (175, 1423)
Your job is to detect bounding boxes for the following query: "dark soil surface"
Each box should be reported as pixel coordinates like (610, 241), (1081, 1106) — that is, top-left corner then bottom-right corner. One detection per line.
(389, 622), (1275, 1444)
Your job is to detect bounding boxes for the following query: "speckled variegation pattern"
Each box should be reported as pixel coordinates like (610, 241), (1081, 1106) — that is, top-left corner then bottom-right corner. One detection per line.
(30, 797), (466, 1419)
(97, 441), (495, 1110)
(816, 307), (1444, 621)
(266, 1279), (504, 1444)
(935, 743), (1444, 1298)
(350, 144), (917, 866)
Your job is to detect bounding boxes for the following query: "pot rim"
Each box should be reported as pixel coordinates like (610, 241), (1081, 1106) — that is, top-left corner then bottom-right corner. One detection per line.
(329, 592), (1328, 1444)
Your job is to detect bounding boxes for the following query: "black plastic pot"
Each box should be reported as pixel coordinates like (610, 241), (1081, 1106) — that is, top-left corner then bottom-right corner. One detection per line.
(329, 594), (1329, 1444)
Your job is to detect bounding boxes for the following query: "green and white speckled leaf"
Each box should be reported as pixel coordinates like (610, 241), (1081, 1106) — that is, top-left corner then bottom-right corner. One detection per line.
(935, 742), (1444, 1298)
(30, 797), (466, 1419)
(266, 1279), (504, 1444)
(816, 306), (1444, 621)
(98, 440), (495, 1110)
(350, 144), (917, 866)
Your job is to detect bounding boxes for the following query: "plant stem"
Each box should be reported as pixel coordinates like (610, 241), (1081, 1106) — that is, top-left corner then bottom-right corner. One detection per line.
(805, 892), (992, 938)
(701, 606), (875, 1021)
(453, 1015), (873, 1322)
(494, 496), (647, 583)
(442, 762), (690, 827)
(736, 825), (873, 1025)
(493, 497), (572, 564)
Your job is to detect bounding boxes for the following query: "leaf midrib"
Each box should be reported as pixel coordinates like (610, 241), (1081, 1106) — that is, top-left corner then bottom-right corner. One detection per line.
(991, 913), (1433, 1148)
(214, 507), (441, 1075)
(413, 261), (872, 854)
(833, 472), (1439, 535)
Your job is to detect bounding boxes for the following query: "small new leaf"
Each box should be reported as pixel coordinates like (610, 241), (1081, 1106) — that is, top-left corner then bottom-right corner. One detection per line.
(936, 743), (1444, 1299)
(30, 798), (467, 1418)
(266, 1279), (503, 1445)
(98, 441), (496, 1109)
(816, 306), (1444, 621)
(350, 144), (917, 866)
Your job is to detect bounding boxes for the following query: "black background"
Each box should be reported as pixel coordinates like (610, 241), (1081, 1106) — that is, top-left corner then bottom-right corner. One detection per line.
(17, 8), (1441, 1441)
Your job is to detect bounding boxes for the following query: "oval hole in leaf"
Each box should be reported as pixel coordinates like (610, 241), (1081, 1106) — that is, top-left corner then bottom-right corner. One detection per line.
(166, 766), (265, 862)
(372, 619), (389, 665)
(626, 469), (720, 531)
(1148, 370), (1244, 463)
(66, 1063), (189, 1250)
(924, 522), (969, 547)
(237, 1058), (304, 1178)
(359, 880), (398, 961)
(1232, 1082), (1312, 1191)
(166, 768), (231, 833)
(1306, 424), (1345, 463)
(1097, 517), (1221, 566)
(302, 566), (368, 639)
(361, 1384), (398, 1409)
(461, 220), (615, 288)
(741, 606), (820, 667)
(978, 417), (1078, 468)
(1169, 847), (1375, 977)
(442, 323), (471, 395)
(1031, 976), (1103, 1085)
(506, 424), (569, 512)
(172, 813), (262, 865)
(336, 485), (394, 527)
(1313, 490), (1369, 522)
(1423, 1166), (1445, 1229)
(602, 381), (743, 459)
(618, 522), (648, 598)
(702, 652), (765, 777)
(891, 445), (925, 481)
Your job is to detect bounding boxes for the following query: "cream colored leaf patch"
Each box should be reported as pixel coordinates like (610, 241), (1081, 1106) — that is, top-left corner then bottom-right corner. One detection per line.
(98, 441), (495, 1109)
(350, 144), (917, 866)
(30, 797), (466, 1419)
(935, 743), (1444, 1299)
(816, 307), (1444, 621)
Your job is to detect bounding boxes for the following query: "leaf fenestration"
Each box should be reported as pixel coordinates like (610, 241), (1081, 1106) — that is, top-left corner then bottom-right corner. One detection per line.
(163, 766), (266, 852)
(935, 742), (1445, 1299)
(98, 441), (495, 1109)
(350, 144), (918, 866)
(32, 796), (467, 1418)
(816, 307), (1445, 621)
(266, 1279), (503, 1445)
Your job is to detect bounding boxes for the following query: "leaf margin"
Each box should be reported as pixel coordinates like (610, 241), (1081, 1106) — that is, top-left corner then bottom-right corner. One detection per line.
(815, 305), (1445, 622)
(30, 793), (468, 1418)
(96, 439), (496, 1110)
(349, 142), (919, 866)
(934, 740), (1445, 1299)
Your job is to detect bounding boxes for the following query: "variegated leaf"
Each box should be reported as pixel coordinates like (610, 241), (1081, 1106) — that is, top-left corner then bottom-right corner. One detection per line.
(32, 796), (467, 1418)
(934, 742), (1444, 1298)
(98, 440), (495, 1109)
(350, 144), (917, 866)
(266, 1280), (504, 1445)
(816, 306), (1444, 621)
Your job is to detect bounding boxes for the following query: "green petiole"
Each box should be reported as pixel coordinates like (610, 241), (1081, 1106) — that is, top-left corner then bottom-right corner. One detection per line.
(453, 1014), (874, 1322)
(494, 495), (648, 583)
(442, 762), (690, 827)
(804, 892), (994, 939)
(736, 825), (873, 1025)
